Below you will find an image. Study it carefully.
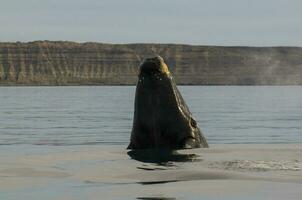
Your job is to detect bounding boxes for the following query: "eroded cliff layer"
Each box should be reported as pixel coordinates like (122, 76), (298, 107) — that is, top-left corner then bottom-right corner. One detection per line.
(0, 41), (301, 85)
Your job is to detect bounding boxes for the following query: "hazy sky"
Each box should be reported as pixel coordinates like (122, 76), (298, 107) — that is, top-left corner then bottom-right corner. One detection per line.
(1, 0), (301, 46)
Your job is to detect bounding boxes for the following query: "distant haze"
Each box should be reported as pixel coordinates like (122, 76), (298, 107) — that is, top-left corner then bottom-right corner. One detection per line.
(1, 0), (301, 46)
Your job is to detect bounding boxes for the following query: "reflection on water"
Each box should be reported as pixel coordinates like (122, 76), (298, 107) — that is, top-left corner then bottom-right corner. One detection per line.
(127, 149), (201, 164)
(138, 180), (179, 185)
(137, 197), (176, 200)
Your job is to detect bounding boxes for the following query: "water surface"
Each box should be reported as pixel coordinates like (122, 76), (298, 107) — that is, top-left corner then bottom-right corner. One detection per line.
(1, 86), (302, 200)
(0, 86), (301, 146)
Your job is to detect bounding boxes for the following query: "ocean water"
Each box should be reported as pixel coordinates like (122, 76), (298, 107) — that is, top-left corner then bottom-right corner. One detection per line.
(1, 86), (302, 200)
(0, 86), (302, 146)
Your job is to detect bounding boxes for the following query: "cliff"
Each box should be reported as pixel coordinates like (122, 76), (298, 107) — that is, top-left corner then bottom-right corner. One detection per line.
(0, 41), (302, 85)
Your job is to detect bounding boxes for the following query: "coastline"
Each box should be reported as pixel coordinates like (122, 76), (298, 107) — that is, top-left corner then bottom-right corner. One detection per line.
(1, 41), (302, 86)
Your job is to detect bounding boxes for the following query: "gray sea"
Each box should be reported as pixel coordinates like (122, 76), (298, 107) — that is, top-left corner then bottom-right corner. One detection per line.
(1, 86), (302, 200)
(0, 86), (302, 146)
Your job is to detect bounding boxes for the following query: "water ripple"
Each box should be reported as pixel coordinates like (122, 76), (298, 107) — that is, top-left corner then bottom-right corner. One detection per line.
(1, 86), (302, 146)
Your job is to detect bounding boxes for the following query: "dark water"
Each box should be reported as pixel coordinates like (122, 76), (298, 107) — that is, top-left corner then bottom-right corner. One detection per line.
(0, 86), (302, 146)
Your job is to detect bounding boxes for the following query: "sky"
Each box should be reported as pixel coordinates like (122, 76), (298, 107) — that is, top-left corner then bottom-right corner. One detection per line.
(0, 0), (301, 46)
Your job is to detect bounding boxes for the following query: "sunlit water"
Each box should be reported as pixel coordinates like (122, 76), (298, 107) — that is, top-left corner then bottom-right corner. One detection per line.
(0, 86), (302, 146)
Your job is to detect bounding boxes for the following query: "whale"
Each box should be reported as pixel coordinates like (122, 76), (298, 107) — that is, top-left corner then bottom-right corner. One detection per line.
(128, 56), (208, 149)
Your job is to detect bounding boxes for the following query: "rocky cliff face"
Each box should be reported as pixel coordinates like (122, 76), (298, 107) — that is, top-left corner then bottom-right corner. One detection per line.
(0, 41), (302, 85)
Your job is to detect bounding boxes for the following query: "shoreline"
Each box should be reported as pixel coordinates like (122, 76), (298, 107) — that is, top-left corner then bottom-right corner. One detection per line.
(1, 84), (302, 87)
(1, 41), (302, 86)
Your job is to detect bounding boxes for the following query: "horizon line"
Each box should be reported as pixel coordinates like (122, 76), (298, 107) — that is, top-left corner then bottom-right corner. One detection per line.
(0, 40), (301, 48)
